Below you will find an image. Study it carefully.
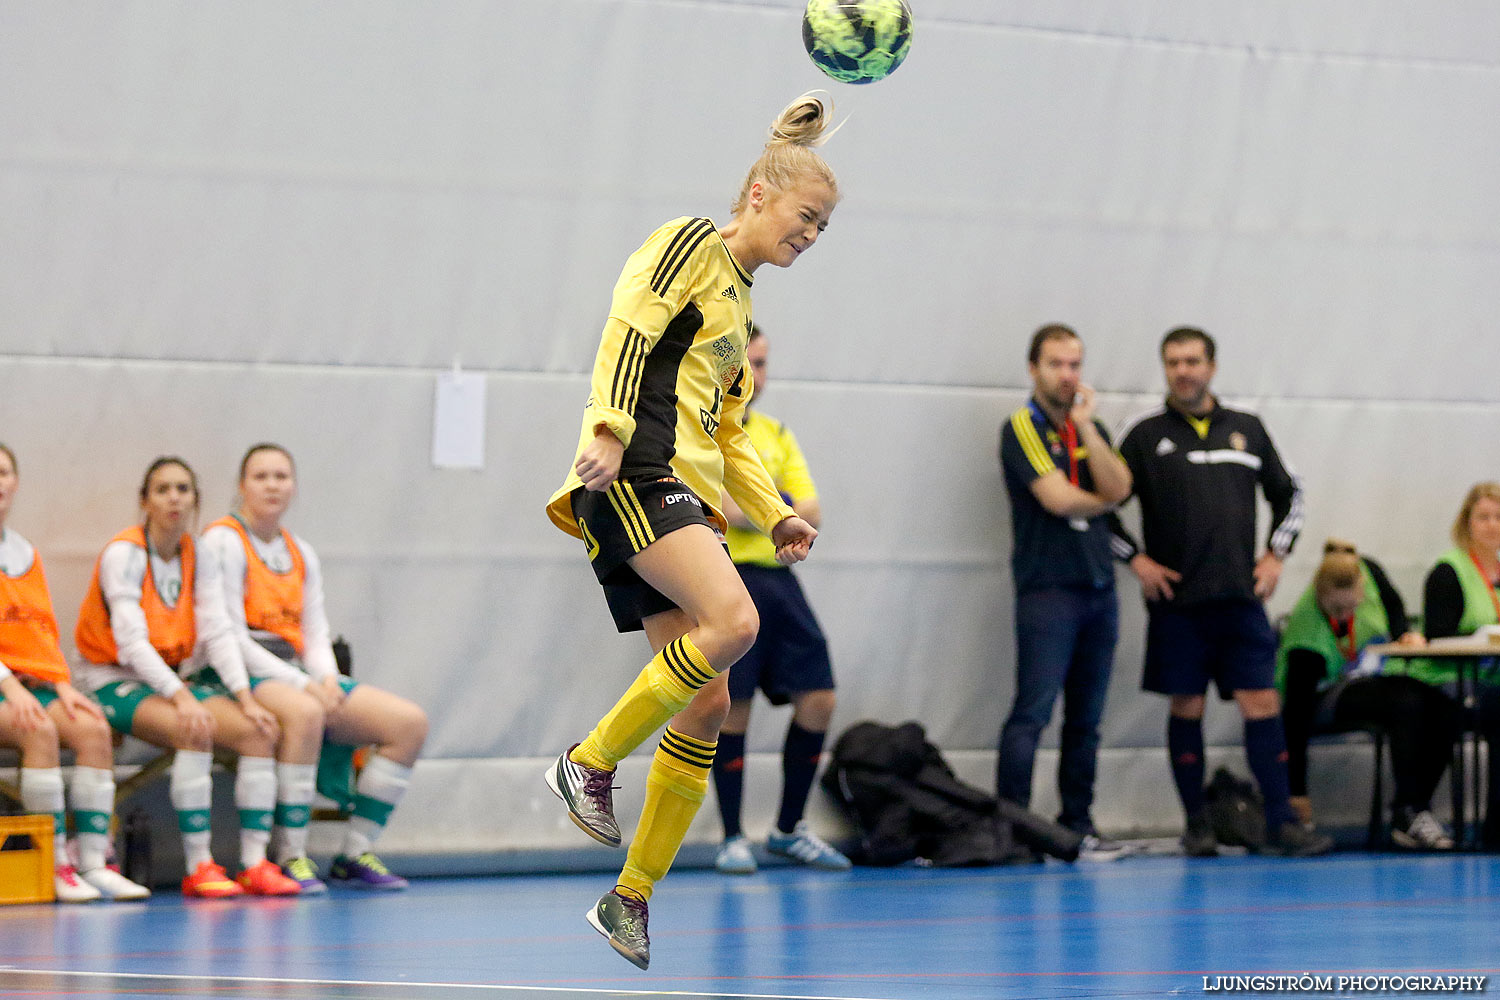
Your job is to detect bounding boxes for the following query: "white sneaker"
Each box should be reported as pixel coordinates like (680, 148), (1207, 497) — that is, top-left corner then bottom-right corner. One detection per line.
(715, 835), (757, 875)
(80, 866), (152, 900)
(765, 821), (852, 870)
(1392, 810), (1454, 851)
(1077, 834), (1135, 862)
(54, 865), (103, 904)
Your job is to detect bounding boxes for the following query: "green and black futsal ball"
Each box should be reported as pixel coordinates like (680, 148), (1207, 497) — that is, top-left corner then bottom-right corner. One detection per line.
(801, 0), (914, 85)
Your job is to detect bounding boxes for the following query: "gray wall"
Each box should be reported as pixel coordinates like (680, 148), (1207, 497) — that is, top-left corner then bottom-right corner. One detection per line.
(2, 1), (1496, 850)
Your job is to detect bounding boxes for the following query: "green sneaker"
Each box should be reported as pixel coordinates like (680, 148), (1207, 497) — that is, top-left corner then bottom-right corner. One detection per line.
(586, 890), (650, 970)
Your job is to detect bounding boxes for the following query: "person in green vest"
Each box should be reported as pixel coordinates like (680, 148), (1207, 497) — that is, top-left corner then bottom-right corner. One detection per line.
(1416, 482), (1500, 847)
(1277, 539), (1460, 850)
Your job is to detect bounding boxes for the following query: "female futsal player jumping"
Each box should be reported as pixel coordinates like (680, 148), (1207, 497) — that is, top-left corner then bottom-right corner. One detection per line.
(544, 93), (840, 969)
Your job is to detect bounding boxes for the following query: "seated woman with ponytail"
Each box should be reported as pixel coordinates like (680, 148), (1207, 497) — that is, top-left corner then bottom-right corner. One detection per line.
(74, 456), (301, 897)
(1277, 539), (1461, 850)
(0, 443), (150, 902)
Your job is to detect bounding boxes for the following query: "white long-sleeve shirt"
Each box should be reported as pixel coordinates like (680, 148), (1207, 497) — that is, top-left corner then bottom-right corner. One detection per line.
(0, 528), (37, 681)
(199, 522), (339, 689)
(72, 537), (249, 698)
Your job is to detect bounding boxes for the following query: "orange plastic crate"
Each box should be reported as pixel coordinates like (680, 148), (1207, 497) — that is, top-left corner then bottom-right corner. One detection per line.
(0, 814), (56, 904)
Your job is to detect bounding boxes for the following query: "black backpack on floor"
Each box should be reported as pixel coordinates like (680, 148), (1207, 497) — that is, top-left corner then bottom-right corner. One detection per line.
(1205, 767), (1267, 850)
(820, 720), (1081, 866)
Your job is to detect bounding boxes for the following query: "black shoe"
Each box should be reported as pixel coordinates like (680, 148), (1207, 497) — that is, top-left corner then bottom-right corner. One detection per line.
(1182, 811), (1219, 857)
(1259, 820), (1334, 857)
(1481, 816), (1500, 851)
(998, 841), (1044, 865)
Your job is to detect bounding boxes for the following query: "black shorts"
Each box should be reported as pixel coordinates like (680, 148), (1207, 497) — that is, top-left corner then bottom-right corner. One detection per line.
(729, 564), (834, 705)
(1142, 598), (1278, 699)
(570, 476), (718, 633)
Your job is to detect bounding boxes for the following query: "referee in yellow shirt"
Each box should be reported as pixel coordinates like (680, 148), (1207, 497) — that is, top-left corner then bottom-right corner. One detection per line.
(712, 326), (850, 874)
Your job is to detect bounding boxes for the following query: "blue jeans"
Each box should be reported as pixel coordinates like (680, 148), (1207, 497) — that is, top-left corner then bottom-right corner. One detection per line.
(996, 585), (1119, 833)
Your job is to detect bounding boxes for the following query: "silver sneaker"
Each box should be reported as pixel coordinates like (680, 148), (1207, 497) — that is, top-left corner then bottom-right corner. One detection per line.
(586, 891), (650, 969)
(544, 744), (620, 847)
(715, 835), (757, 875)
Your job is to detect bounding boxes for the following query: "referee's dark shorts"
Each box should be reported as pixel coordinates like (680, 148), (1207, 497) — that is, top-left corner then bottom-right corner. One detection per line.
(729, 564), (835, 705)
(1142, 597), (1278, 699)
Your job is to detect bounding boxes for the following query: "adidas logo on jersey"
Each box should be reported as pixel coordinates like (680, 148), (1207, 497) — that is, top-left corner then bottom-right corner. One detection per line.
(721, 285), (738, 302)
(1156, 438), (1177, 456)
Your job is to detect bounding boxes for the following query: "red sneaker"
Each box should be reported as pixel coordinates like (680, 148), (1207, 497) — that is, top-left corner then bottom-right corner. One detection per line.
(182, 860), (245, 898)
(237, 858), (302, 896)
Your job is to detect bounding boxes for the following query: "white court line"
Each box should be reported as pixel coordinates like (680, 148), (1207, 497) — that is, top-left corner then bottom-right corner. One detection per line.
(0, 967), (902, 1000)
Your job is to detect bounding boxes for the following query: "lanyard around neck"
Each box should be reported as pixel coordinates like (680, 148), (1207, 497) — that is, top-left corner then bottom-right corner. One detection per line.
(1028, 399), (1080, 486)
(1060, 419), (1079, 486)
(1326, 614), (1356, 663)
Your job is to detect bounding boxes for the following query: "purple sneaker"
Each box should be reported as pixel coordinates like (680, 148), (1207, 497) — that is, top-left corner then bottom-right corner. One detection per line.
(329, 852), (408, 890)
(280, 856), (328, 894)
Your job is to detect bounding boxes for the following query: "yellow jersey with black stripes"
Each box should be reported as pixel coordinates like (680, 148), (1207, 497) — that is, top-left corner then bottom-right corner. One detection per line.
(547, 217), (794, 541)
(726, 409), (817, 568)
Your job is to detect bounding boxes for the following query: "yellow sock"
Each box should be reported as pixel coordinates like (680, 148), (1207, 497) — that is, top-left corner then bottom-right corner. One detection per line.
(572, 635), (717, 771)
(616, 728), (715, 902)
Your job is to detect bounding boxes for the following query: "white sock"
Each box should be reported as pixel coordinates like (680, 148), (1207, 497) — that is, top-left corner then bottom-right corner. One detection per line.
(20, 767), (66, 846)
(274, 762), (316, 862)
(341, 755), (412, 858)
(235, 756), (276, 868)
(170, 749), (214, 870)
(68, 765), (116, 872)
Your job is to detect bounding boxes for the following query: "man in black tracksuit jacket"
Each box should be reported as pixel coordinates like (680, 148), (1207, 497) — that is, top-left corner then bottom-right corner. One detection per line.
(1110, 327), (1332, 857)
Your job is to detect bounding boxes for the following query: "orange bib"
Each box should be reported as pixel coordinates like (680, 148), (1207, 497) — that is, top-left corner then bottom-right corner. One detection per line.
(0, 545), (70, 683)
(209, 515), (305, 656)
(75, 526), (198, 667)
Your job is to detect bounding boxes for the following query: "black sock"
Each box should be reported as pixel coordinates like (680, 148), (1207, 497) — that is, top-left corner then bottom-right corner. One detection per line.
(1245, 716), (1295, 829)
(711, 731), (747, 839)
(1168, 715), (1206, 817)
(776, 722), (827, 835)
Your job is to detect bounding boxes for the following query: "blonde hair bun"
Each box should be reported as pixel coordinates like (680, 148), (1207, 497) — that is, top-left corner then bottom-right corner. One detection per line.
(1322, 538), (1358, 556)
(729, 93), (843, 216)
(768, 92), (837, 147)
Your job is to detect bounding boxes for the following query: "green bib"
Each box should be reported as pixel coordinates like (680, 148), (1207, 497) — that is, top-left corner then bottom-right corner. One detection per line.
(1275, 561), (1388, 694)
(1388, 548), (1500, 686)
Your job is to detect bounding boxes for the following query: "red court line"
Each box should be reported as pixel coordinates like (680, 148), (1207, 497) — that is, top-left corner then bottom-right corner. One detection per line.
(7, 891), (1495, 969)
(661, 966), (1500, 982)
(499, 965), (1499, 986)
(5, 966), (1494, 997)
(667, 891), (1500, 937)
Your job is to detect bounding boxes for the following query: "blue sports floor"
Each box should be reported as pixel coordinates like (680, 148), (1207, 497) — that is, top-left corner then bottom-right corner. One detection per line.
(1, 852), (1496, 999)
